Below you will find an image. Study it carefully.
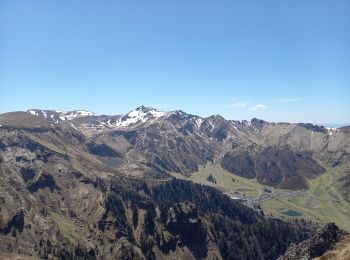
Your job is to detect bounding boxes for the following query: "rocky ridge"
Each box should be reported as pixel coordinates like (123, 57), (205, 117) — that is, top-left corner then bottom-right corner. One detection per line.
(278, 223), (347, 260)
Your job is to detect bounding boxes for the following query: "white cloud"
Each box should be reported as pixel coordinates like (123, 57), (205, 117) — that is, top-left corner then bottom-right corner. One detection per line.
(251, 104), (267, 111)
(232, 102), (247, 108)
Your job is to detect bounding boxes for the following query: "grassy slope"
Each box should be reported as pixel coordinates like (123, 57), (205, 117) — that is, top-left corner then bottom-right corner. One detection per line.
(266, 163), (350, 231)
(173, 163), (350, 231)
(172, 164), (263, 197)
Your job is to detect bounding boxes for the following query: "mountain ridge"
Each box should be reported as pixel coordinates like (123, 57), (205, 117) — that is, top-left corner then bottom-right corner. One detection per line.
(24, 106), (349, 129)
(1, 107), (349, 190)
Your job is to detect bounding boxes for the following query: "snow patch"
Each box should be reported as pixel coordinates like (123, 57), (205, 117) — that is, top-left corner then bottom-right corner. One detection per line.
(116, 107), (165, 127)
(27, 109), (96, 122)
(326, 127), (338, 131)
(149, 110), (165, 118)
(70, 123), (80, 132)
(50, 115), (59, 124)
(62, 110), (96, 120)
(208, 120), (215, 130)
(28, 110), (37, 116)
(326, 127), (339, 135)
(195, 118), (203, 128)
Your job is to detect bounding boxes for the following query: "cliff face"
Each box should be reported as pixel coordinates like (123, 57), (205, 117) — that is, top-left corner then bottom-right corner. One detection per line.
(278, 223), (347, 260)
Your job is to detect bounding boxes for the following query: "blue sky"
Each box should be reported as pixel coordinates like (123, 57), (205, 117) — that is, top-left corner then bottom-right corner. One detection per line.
(1, 0), (349, 124)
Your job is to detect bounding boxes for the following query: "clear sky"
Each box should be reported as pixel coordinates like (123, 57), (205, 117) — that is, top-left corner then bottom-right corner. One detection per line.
(1, 1), (349, 124)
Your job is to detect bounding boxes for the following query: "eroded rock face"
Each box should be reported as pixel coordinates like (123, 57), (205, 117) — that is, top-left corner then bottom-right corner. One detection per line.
(221, 146), (326, 190)
(221, 150), (257, 179)
(278, 223), (347, 260)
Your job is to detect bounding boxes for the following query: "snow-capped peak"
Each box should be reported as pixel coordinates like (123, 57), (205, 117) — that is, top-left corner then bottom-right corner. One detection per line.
(115, 106), (166, 127)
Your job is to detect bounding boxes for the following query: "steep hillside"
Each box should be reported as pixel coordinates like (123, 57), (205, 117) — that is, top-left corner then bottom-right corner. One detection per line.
(221, 145), (325, 189)
(318, 234), (350, 259)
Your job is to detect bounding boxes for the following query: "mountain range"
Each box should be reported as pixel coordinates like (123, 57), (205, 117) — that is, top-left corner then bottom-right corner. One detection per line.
(0, 106), (349, 259)
(7, 106), (350, 189)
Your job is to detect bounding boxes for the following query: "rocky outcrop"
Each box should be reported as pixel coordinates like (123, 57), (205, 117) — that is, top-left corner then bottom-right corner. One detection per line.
(278, 223), (347, 260)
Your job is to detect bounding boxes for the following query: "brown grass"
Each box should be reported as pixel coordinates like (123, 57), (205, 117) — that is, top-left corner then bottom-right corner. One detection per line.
(319, 235), (350, 260)
(0, 112), (52, 129)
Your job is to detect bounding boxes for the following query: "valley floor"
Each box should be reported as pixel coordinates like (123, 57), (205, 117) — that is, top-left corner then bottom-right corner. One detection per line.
(172, 163), (350, 231)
